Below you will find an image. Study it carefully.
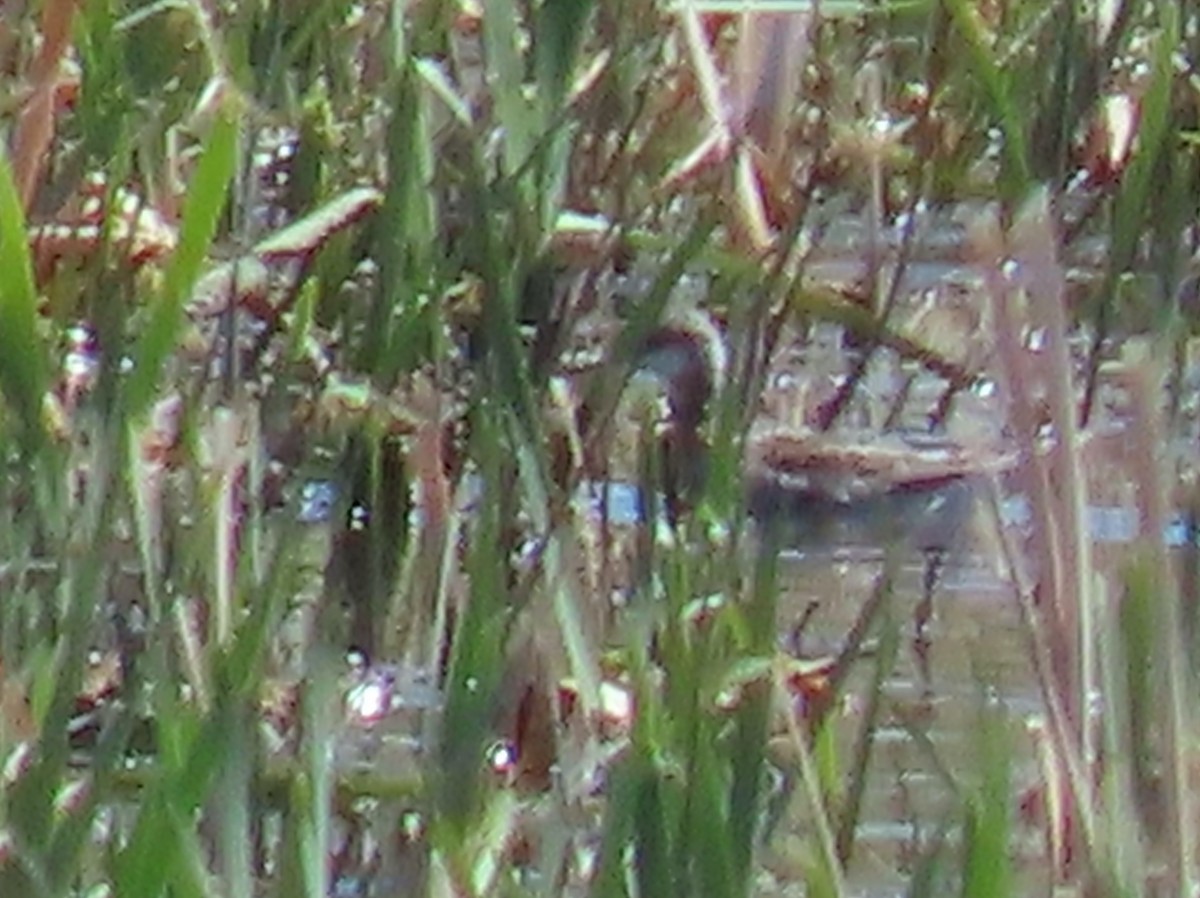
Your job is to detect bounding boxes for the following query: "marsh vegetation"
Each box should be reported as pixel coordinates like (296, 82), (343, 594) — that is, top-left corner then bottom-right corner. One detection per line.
(1, 1), (1199, 896)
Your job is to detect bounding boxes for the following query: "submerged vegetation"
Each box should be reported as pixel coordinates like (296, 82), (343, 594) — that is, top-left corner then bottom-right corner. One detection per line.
(1, 1), (1199, 896)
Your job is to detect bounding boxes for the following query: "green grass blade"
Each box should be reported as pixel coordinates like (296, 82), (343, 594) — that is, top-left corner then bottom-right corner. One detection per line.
(689, 739), (736, 898)
(1108, 5), (1177, 278)
(436, 406), (512, 832)
(534, 0), (593, 110)
(727, 544), (779, 883)
(633, 755), (675, 898)
(0, 153), (47, 450)
(942, 0), (1032, 200)
(591, 749), (640, 898)
(482, 0), (537, 181)
(125, 110), (239, 418)
(959, 701), (1012, 898)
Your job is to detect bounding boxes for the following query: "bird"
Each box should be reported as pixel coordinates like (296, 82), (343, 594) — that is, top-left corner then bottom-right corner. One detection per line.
(625, 309), (1018, 704)
(626, 309), (1011, 555)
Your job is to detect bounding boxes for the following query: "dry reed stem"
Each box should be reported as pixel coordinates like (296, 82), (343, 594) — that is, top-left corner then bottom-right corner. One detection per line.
(675, 4), (779, 253)
(972, 208), (1075, 690)
(10, 0), (75, 211)
(1009, 193), (1095, 755)
(211, 404), (248, 647)
(974, 193), (1103, 878)
(731, 11), (806, 160)
(993, 490), (1100, 880)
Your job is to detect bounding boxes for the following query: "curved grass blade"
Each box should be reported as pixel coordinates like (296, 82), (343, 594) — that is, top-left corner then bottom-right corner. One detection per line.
(0, 153), (48, 450)
(125, 110), (239, 419)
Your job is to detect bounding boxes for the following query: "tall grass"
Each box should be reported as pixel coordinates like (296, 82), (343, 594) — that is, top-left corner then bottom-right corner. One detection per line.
(0, 1), (1197, 897)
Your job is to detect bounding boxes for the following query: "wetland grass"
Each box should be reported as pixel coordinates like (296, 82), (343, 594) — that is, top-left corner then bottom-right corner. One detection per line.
(0, 2), (1199, 897)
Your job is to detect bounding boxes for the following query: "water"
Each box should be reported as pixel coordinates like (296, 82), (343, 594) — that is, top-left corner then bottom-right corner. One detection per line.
(766, 539), (1035, 896)
(296, 476), (1196, 546)
(298, 465), (1193, 896)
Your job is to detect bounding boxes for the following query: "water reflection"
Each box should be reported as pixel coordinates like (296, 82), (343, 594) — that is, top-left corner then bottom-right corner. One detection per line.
(769, 542), (1031, 897)
(298, 473), (1195, 550)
